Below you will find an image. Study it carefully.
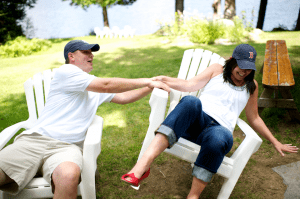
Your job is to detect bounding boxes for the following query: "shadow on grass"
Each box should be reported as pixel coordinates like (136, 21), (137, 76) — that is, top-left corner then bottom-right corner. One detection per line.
(0, 93), (28, 145)
(0, 93), (28, 130)
(91, 45), (186, 79)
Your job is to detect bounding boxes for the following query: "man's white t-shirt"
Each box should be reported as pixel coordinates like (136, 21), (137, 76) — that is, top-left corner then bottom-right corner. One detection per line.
(21, 64), (116, 144)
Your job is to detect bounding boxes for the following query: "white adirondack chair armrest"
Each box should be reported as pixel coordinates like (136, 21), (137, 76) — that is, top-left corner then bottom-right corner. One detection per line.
(230, 118), (263, 161)
(137, 88), (169, 161)
(82, 115), (103, 167)
(0, 120), (30, 150)
(80, 115), (103, 199)
(148, 88), (169, 129)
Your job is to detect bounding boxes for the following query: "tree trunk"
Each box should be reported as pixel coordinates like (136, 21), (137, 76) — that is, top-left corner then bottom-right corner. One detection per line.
(295, 8), (300, 30)
(212, 0), (221, 20)
(224, 0), (236, 20)
(102, 6), (109, 27)
(256, 0), (268, 29)
(175, 0), (184, 13)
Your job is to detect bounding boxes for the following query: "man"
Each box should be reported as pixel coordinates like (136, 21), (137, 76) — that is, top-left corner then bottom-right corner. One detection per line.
(0, 40), (169, 199)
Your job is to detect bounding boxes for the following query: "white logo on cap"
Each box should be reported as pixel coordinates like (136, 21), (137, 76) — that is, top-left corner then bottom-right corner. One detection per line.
(249, 52), (253, 59)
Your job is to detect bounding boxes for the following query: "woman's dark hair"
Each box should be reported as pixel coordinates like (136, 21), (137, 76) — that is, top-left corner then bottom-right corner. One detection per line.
(65, 57), (70, 64)
(223, 58), (256, 95)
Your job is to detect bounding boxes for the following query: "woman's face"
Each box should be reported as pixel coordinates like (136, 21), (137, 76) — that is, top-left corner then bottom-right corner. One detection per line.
(231, 66), (252, 82)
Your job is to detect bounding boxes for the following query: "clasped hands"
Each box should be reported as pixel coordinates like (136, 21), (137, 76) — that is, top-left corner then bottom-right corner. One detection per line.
(148, 75), (170, 93)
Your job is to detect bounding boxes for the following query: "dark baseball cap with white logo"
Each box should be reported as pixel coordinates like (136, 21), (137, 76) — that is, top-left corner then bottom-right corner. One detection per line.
(232, 44), (257, 71)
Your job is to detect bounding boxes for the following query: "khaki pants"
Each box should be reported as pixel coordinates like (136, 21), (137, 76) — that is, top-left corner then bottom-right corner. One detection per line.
(0, 133), (83, 195)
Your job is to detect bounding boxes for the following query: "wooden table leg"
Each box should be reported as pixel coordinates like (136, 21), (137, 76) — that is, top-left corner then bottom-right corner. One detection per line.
(280, 89), (300, 122)
(258, 87), (275, 115)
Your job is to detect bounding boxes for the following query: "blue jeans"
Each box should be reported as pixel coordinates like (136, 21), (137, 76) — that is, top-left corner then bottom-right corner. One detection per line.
(155, 96), (233, 182)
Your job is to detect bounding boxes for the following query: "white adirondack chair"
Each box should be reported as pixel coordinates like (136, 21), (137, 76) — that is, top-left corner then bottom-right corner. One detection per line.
(112, 26), (121, 38)
(94, 27), (105, 39)
(0, 69), (102, 199)
(123, 25), (135, 38)
(103, 27), (113, 38)
(137, 49), (263, 199)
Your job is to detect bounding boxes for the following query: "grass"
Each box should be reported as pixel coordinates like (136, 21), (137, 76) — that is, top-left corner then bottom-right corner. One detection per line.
(1, 31), (300, 198)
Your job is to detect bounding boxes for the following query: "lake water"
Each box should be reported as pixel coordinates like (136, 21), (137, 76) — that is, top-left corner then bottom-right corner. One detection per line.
(25, 0), (300, 39)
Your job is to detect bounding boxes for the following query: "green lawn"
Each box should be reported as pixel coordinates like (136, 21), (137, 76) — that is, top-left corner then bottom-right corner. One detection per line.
(0, 31), (300, 198)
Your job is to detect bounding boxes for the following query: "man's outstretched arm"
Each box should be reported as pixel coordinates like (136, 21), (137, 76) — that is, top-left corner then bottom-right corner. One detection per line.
(86, 77), (152, 93)
(87, 77), (170, 104)
(110, 87), (152, 105)
(111, 80), (170, 104)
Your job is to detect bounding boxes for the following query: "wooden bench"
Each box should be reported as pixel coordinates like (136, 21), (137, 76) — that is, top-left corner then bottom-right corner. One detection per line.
(258, 40), (300, 122)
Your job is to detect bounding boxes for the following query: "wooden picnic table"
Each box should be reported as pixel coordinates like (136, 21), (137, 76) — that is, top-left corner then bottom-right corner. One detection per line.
(258, 40), (300, 122)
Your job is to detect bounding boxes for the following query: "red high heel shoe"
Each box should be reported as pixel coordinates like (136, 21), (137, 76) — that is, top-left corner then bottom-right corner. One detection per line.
(121, 168), (150, 187)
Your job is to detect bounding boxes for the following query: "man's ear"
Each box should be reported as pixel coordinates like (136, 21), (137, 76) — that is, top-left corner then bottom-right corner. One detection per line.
(68, 52), (75, 62)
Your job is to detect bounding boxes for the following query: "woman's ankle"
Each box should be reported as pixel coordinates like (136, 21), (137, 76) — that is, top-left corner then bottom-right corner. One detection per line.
(127, 165), (148, 179)
(186, 193), (200, 199)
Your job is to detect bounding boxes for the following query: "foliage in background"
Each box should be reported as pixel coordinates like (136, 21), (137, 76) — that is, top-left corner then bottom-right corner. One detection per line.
(224, 16), (248, 43)
(172, 12), (185, 36)
(187, 19), (225, 44)
(0, 0), (37, 45)
(156, 11), (254, 44)
(240, 10), (255, 32)
(0, 36), (52, 58)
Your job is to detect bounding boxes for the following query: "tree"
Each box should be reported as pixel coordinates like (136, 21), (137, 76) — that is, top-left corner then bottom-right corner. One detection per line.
(224, 0), (236, 20)
(294, 8), (300, 31)
(174, 0), (184, 34)
(21, 17), (36, 38)
(256, 0), (268, 29)
(212, 0), (221, 20)
(175, 0), (184, 14)
(0, 0), (37, 44)
(63, 0), (137, 28)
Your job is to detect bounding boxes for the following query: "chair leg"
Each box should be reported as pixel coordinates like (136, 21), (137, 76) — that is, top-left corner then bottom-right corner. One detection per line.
(95, 168), (100, 182)
(0, 191), (9, 199)
(217, 177), (238, 199)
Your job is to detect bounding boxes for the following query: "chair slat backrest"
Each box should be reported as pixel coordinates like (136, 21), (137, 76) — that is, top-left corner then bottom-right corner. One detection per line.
(43, 69), (53, 100)
(23, 69), (55, 126)
(167, 49), (226, 115)
(33, 72), (45, 116)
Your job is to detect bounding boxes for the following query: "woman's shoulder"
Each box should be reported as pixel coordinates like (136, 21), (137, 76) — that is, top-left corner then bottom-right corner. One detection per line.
(209, 63), (224, 78)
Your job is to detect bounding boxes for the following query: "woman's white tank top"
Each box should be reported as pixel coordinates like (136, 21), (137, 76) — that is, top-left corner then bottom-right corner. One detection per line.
(199, 73), (250, 133)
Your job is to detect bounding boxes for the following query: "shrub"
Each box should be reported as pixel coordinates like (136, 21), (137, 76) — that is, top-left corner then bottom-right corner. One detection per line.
(155, 12), (249, 44)
(89, 29), (96, 36)
(187, 19), (225, 44)
(224, 16), (247, 43)
(155, 12), (186, 37)
(240, 10), (255, 33)
(172, 12), (185, 36)
(0, 36), (52, 58)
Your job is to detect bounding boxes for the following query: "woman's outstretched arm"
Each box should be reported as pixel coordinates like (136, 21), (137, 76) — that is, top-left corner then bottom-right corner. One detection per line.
(153, 63), (223, 92)
(245, 80), (299, 156)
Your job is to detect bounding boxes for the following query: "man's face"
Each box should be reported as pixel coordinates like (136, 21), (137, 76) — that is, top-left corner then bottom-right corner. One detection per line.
(69, 49), (94, 73)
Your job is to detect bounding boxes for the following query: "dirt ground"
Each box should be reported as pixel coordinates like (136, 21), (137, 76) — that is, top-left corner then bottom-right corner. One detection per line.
(119, 119), (300, 199)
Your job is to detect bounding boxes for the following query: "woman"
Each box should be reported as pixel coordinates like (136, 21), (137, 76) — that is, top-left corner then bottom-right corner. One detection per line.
(121, 44), (298, 199)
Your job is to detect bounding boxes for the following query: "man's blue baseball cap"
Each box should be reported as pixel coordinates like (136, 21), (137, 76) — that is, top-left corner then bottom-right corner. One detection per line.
(232, 44), (257, 71)
(64, 40), (100, 60)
